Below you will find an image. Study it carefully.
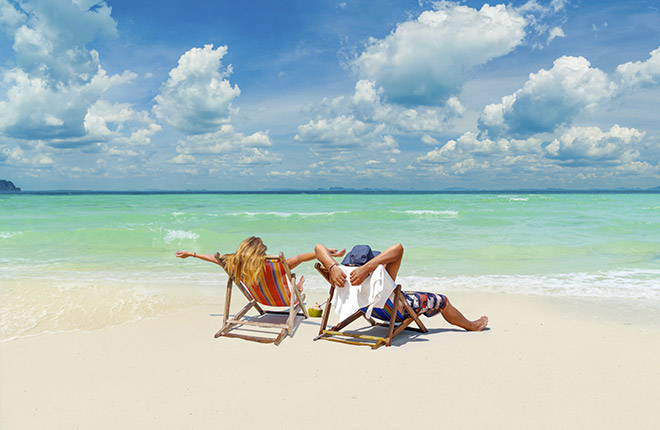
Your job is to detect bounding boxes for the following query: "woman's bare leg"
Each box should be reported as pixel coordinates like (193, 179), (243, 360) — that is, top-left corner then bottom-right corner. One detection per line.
(440, 298), (488, 331)
(296, 275), (305, 292)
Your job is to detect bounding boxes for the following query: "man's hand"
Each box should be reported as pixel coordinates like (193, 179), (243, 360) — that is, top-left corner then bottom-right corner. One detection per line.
(328, 248), (346, 258)
(329, 265), (347, 287)
(349, 265), (371, 286)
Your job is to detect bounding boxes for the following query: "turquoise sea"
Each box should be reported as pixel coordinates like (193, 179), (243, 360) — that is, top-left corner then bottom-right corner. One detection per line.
(1, 192), (659, 341)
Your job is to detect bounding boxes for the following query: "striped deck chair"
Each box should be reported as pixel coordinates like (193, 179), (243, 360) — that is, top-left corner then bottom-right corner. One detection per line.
(314, 262), (428, 349)
(214, 252), (308, 345)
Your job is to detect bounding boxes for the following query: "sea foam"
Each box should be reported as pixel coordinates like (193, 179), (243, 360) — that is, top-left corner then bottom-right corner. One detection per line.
(229, 210), (351, 217)
(399, 269), (660, 301)
(163, 229), (199, 242)
(395, 210), (459, 216)
(0, 232), (21, 239)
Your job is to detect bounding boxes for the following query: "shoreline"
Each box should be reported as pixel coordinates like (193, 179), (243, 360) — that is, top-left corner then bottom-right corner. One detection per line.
(3, 287), (659, 344)
(2, 291), (659, 429)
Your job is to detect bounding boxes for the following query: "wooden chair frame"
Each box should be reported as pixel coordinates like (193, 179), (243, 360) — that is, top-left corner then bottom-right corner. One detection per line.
(214, 252), (308, 345)
(314, 263), (428, 349)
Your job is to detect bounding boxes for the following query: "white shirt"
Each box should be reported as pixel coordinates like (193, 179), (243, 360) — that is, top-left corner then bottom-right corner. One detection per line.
(331, 264), (397, 320)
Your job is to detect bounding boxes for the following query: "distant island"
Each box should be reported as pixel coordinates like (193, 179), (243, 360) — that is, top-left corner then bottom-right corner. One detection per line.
(2, 181), (660, 194)
(0, 180), (21, 193)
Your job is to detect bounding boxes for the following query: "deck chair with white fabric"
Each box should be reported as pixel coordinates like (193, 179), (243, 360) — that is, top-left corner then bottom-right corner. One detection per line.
(214, 252), (308, 345)
(313, 263), (428, 349)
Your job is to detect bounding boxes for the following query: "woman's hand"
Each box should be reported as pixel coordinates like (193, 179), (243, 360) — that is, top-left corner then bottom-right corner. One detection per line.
(328, 248), (346, 258)
(175, 251), (192, 259)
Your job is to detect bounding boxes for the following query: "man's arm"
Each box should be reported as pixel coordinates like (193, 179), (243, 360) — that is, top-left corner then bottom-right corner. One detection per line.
(349, 243), (404, 285)
(315, 244), (348, 287)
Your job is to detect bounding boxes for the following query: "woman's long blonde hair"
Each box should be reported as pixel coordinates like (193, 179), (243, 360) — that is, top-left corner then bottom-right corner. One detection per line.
(221, 236), (267, 286)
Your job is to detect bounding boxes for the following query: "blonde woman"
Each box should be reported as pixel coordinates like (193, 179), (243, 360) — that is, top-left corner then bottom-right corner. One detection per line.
(176, 236), (345, 292)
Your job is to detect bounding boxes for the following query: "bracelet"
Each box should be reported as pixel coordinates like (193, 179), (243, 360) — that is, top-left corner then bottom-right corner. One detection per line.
(328, 263), (338, 272)
(194, 252), (197, 258)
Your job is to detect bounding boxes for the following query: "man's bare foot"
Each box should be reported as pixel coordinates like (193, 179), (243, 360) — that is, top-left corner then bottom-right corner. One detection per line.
(296, 275), (305, 293)
(467, 316), (488, 331)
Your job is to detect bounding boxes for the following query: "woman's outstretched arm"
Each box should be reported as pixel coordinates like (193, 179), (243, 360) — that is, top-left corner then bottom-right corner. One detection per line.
(286, 251), (315, 269)
(175, 250), (220, 265)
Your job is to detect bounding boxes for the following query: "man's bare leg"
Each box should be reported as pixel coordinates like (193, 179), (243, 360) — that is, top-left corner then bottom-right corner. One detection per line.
(440, 299), (488, 331)
(317, 243), (487, 330)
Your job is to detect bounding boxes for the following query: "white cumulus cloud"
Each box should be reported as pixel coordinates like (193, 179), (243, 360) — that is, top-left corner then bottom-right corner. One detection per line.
(545, 125), (644, 165)
(410, 123), (655, 182)
(298, 79), (460, 155)
(296, 115), (384, 149)
(547, 26), (565, 44)
(153, 44), (241, 135)
(479, 56), (617, 137)
(173, 124), (280, 167)
(0, 56), (136, 144)
(9, 0), (117, 84)
(0, 0), (139, 148)
(353, 2), (527, 106)
(294, 110), (402, 178)
(0, 0), (25, 31)
(616, 45), (660, 89)
(84, 100), (160, 146)
(415, 132), (542, 168)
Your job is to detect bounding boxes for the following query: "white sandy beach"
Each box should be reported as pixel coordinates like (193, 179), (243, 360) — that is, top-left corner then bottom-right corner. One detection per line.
(1, 291), (659, 429)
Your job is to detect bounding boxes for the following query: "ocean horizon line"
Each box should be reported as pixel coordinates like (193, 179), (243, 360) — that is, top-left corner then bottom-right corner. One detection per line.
(2, 187), (660, 195)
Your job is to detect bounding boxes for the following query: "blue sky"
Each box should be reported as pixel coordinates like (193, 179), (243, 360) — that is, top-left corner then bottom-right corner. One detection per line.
(1, 0), (659, 190)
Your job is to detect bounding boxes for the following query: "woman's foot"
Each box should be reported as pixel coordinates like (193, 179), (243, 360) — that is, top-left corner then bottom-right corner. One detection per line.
(296, 275), (305, 293)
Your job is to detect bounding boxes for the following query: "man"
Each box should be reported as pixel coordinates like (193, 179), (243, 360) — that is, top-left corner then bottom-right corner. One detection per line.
(315, 242), (488, 331)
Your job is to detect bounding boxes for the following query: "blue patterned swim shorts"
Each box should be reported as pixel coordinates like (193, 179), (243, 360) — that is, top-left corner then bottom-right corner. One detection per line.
(403, 291), (447, 317)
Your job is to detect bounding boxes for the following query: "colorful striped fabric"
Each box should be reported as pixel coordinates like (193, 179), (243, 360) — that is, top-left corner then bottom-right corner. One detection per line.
(364, 297), (407, 322)
(242, 258), (293, 307)
(362, 291), (447, 322)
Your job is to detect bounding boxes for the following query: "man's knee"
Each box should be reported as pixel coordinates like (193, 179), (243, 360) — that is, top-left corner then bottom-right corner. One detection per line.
(440, 296), (451, 313)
